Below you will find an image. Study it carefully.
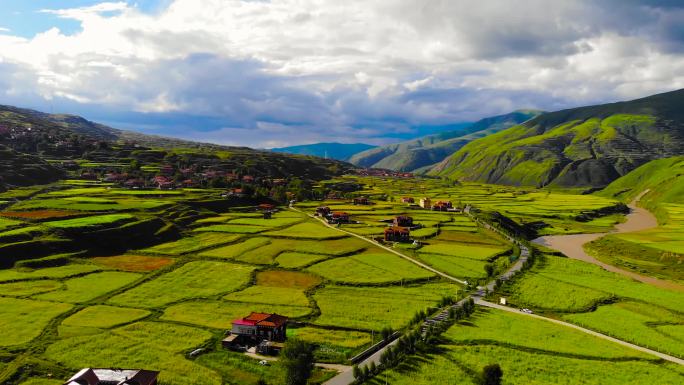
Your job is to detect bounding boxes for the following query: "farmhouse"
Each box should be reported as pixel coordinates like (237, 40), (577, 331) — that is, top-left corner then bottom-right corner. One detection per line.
(329, 211), (350, 223)
(227, 312), (288, 344)
(64, 368), (159, 385)
(315, 206), (331, 217)
(353, 196), (370, 205)
(259, 203), (275, 211)
(401, 197), (414, 204)
(419, 197), (431, 209)
(393, 215), (413, 227)
(432, 201), (453, 211)
(384, 226), (410, 242)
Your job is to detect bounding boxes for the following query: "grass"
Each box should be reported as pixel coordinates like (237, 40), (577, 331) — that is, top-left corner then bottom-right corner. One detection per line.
(255, 270), (322, 288)
(275, 252), (330, 268)
(264, 222), (346, 239)
(308, 252), (435, 284)
(505, 255), (682, 313)
(415, 253), (488, 281)
(197, 237), (271, 260)
(0, 280), (63, 297)
(108, 261), (255, 308)
(370, 306), (684, 385)
(0, 297), (73, 346)
(91, 255), (175, 272)
(313, 283), (457, 330)
(563, 302), (684, 357)
(193, 224), (268, 234)
(289, 327), (371, 362)
(418, 243), (508, 260)
(161, 300), (312, 329)
(0, 210), (83, 220)
(0, 264), (102, 283)
(44, 321), (221, 385)
(43, 214), (135, 229)
(141, 233), (243, 255)
(224, 286), (311, 307)
(227, 216), (304, 227)
(61, 305), (151, 329)
(34, 272), (142, 303)
(0, 217), (23, 231)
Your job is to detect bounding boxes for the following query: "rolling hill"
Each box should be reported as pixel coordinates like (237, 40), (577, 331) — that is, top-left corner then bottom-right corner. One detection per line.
(433, 89), (684, 188)
(0, 105), (356, 188)
(270, 142), (376, 161)
(349, 110), (542, 172)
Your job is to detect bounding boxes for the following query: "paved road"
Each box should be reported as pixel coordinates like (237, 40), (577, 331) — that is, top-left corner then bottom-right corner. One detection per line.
(290, 207), (467, 285)
(533, 190), (684, 291)
(476, 299), (684, 365)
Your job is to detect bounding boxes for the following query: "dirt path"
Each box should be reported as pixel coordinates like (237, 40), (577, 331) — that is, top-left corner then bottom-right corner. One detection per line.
(533, 190), (684, 291)
(477, 300), (684, 365)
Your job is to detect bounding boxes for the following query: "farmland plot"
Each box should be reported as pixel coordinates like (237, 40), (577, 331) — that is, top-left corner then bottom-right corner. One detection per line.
(308, 252), (434, 284)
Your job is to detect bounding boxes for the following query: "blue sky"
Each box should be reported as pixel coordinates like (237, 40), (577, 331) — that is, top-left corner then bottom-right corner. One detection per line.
(0, 0), (683, 148)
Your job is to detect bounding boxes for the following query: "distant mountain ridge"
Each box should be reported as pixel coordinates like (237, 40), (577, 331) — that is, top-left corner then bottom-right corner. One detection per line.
(349, 110), (542, 172)
(270, 142), (376, 161)
(432, 88), (684, 188)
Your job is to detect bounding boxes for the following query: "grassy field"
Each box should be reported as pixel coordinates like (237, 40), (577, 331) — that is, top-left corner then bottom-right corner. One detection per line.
(265, 222), (347, 239)
(0, 264), (102, 282)
(32, 272), (141, 303)
(61, 305), (150, 329)
(0, 297), (73, 346)
(419, 243), (508, 260)
(91, 255), (175, 271)
(313, 283), (457, 330)
(308, 252), (435, 284)
(0, 280), (63, 297)
(369, 307), (683, 385)
(142, 233), (243, 255)
(161, 300), (313, 329)
(414, 253), (488, 281)
(275, 252), (330, 268)
(108, 261), (255, 308)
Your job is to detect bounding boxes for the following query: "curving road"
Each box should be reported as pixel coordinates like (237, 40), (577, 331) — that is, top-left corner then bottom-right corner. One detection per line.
(533, 190), (684, 291)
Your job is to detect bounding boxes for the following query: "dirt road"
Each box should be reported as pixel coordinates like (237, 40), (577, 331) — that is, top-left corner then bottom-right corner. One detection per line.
(533, 191), (683, 291)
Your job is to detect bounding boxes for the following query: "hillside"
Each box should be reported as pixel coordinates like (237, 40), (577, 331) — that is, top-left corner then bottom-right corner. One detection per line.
(270, 142), (376, 161)
(0, 105), (356, 188)
(433, 89), (684, 188)
(349, 110), (541, 171)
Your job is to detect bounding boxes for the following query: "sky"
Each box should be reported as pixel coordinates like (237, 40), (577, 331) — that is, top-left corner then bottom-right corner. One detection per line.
(0, 0), (683, 148)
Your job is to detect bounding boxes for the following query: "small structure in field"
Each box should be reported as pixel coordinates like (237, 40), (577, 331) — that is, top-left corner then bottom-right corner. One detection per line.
(393, 215), (413, 227)
(353, 196), (370, 205)
(419, 197), (431, 209)
(315, 206), (331, 217)
(63, 368), (159, 385)
(329, 211), (350, 224)
(432, 201), (453, 211)
(224, 312), (288, 351)
(401, 197), (414, 204)
(384, 226), (410, 242)
(499, 297), (507, 305)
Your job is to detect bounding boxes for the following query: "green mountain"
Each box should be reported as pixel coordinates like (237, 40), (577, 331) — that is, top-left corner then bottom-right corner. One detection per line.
(349, 110), (542, 172)
(270, 142), (376, 161)
(0, 105), (355, 188)
(433, 89), (684, 188)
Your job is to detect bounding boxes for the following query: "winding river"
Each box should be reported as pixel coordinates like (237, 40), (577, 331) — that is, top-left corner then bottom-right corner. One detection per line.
(533, 190), (684, 291)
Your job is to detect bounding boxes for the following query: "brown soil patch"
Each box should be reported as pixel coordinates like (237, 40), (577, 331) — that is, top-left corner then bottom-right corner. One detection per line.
(92, 255), (175, 272)
(256, 270), (322, 289)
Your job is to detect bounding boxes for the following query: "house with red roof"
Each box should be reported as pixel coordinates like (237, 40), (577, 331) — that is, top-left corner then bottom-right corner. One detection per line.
(63, 368), (158, 385)
(226, 312), (288, 347)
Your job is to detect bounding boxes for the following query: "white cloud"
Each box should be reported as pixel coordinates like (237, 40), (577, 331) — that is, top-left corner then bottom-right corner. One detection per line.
(0, 0), (683, 146)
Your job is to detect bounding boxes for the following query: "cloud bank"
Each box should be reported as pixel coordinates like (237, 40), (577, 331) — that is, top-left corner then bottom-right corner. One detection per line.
(0, 0), (683, 147)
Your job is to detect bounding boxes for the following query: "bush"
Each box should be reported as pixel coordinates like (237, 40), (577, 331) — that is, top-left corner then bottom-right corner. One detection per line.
(481, 363), (503, 385)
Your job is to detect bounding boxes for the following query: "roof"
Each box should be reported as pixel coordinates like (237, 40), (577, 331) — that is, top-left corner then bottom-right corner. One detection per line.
(385, 226), (410, 234)
(64, 368), (159, 385)
(233, 312), (288, 328)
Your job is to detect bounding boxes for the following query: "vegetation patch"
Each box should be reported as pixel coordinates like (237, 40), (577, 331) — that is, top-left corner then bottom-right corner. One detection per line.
(256, 270), (322, 289)
(34, 271), (142, 303)
(224, 286), (310, 307)
(197, 237), (271, 260)
(44, 321), (221, 385)
(264, 222), (347, 239)
(275, 252), (330, 268)
(141, 233), (242, 255)
(313, 283), (456, 330)
(43, 214), (135, 230)
(61, 305), (151, 329)
(0, 264), (102, 282)
(161, 300), (312, 329)
(0, 297), (72, 346)
(418, 243), (508, 260)
(0, 280), (63, 297)
(308, 252), (434, 284)
(91, 255), (175, 272)
(193, 224), (268, 234)
(108, 261), (255, 308)
(415, 253), (488, 281)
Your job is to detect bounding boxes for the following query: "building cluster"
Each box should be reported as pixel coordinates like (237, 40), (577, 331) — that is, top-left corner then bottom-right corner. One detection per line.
(354, 168), (414, 178)
(316, 206), (351, 224)
(383, 215), (417, 242)
(404, 197), (459, 212)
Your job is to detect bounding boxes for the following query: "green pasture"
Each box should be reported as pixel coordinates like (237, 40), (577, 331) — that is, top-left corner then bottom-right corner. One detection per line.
(43, 214), (135, 229)
(142, 233), (242, 255)
(0, 297), (73, 346)
(61, 305), (151, 329)
(265, 222), (347, 239)
(0, 280), (63, 297)
(34, 272), (141, 303)
(308, 252), (434, 284)
(419, 243), (508, 260)
(108, 261), (255, 308)
(0, 264), (102, 282)
(225, 286), (310, 307)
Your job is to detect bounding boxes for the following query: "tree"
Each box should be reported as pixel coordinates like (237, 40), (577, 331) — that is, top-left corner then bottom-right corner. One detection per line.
(369, 361), (377, 375)
(352, 365), (362, 381)
(281, 338), (315, 385)
(484, 263), (495, 277)
(481, 363), (503, 385)
(380, 326), (394, 341)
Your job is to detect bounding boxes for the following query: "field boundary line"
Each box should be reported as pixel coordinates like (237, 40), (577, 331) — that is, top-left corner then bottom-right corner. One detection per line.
(288, 207), (467, 285)
(476, 299), (684, 366)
